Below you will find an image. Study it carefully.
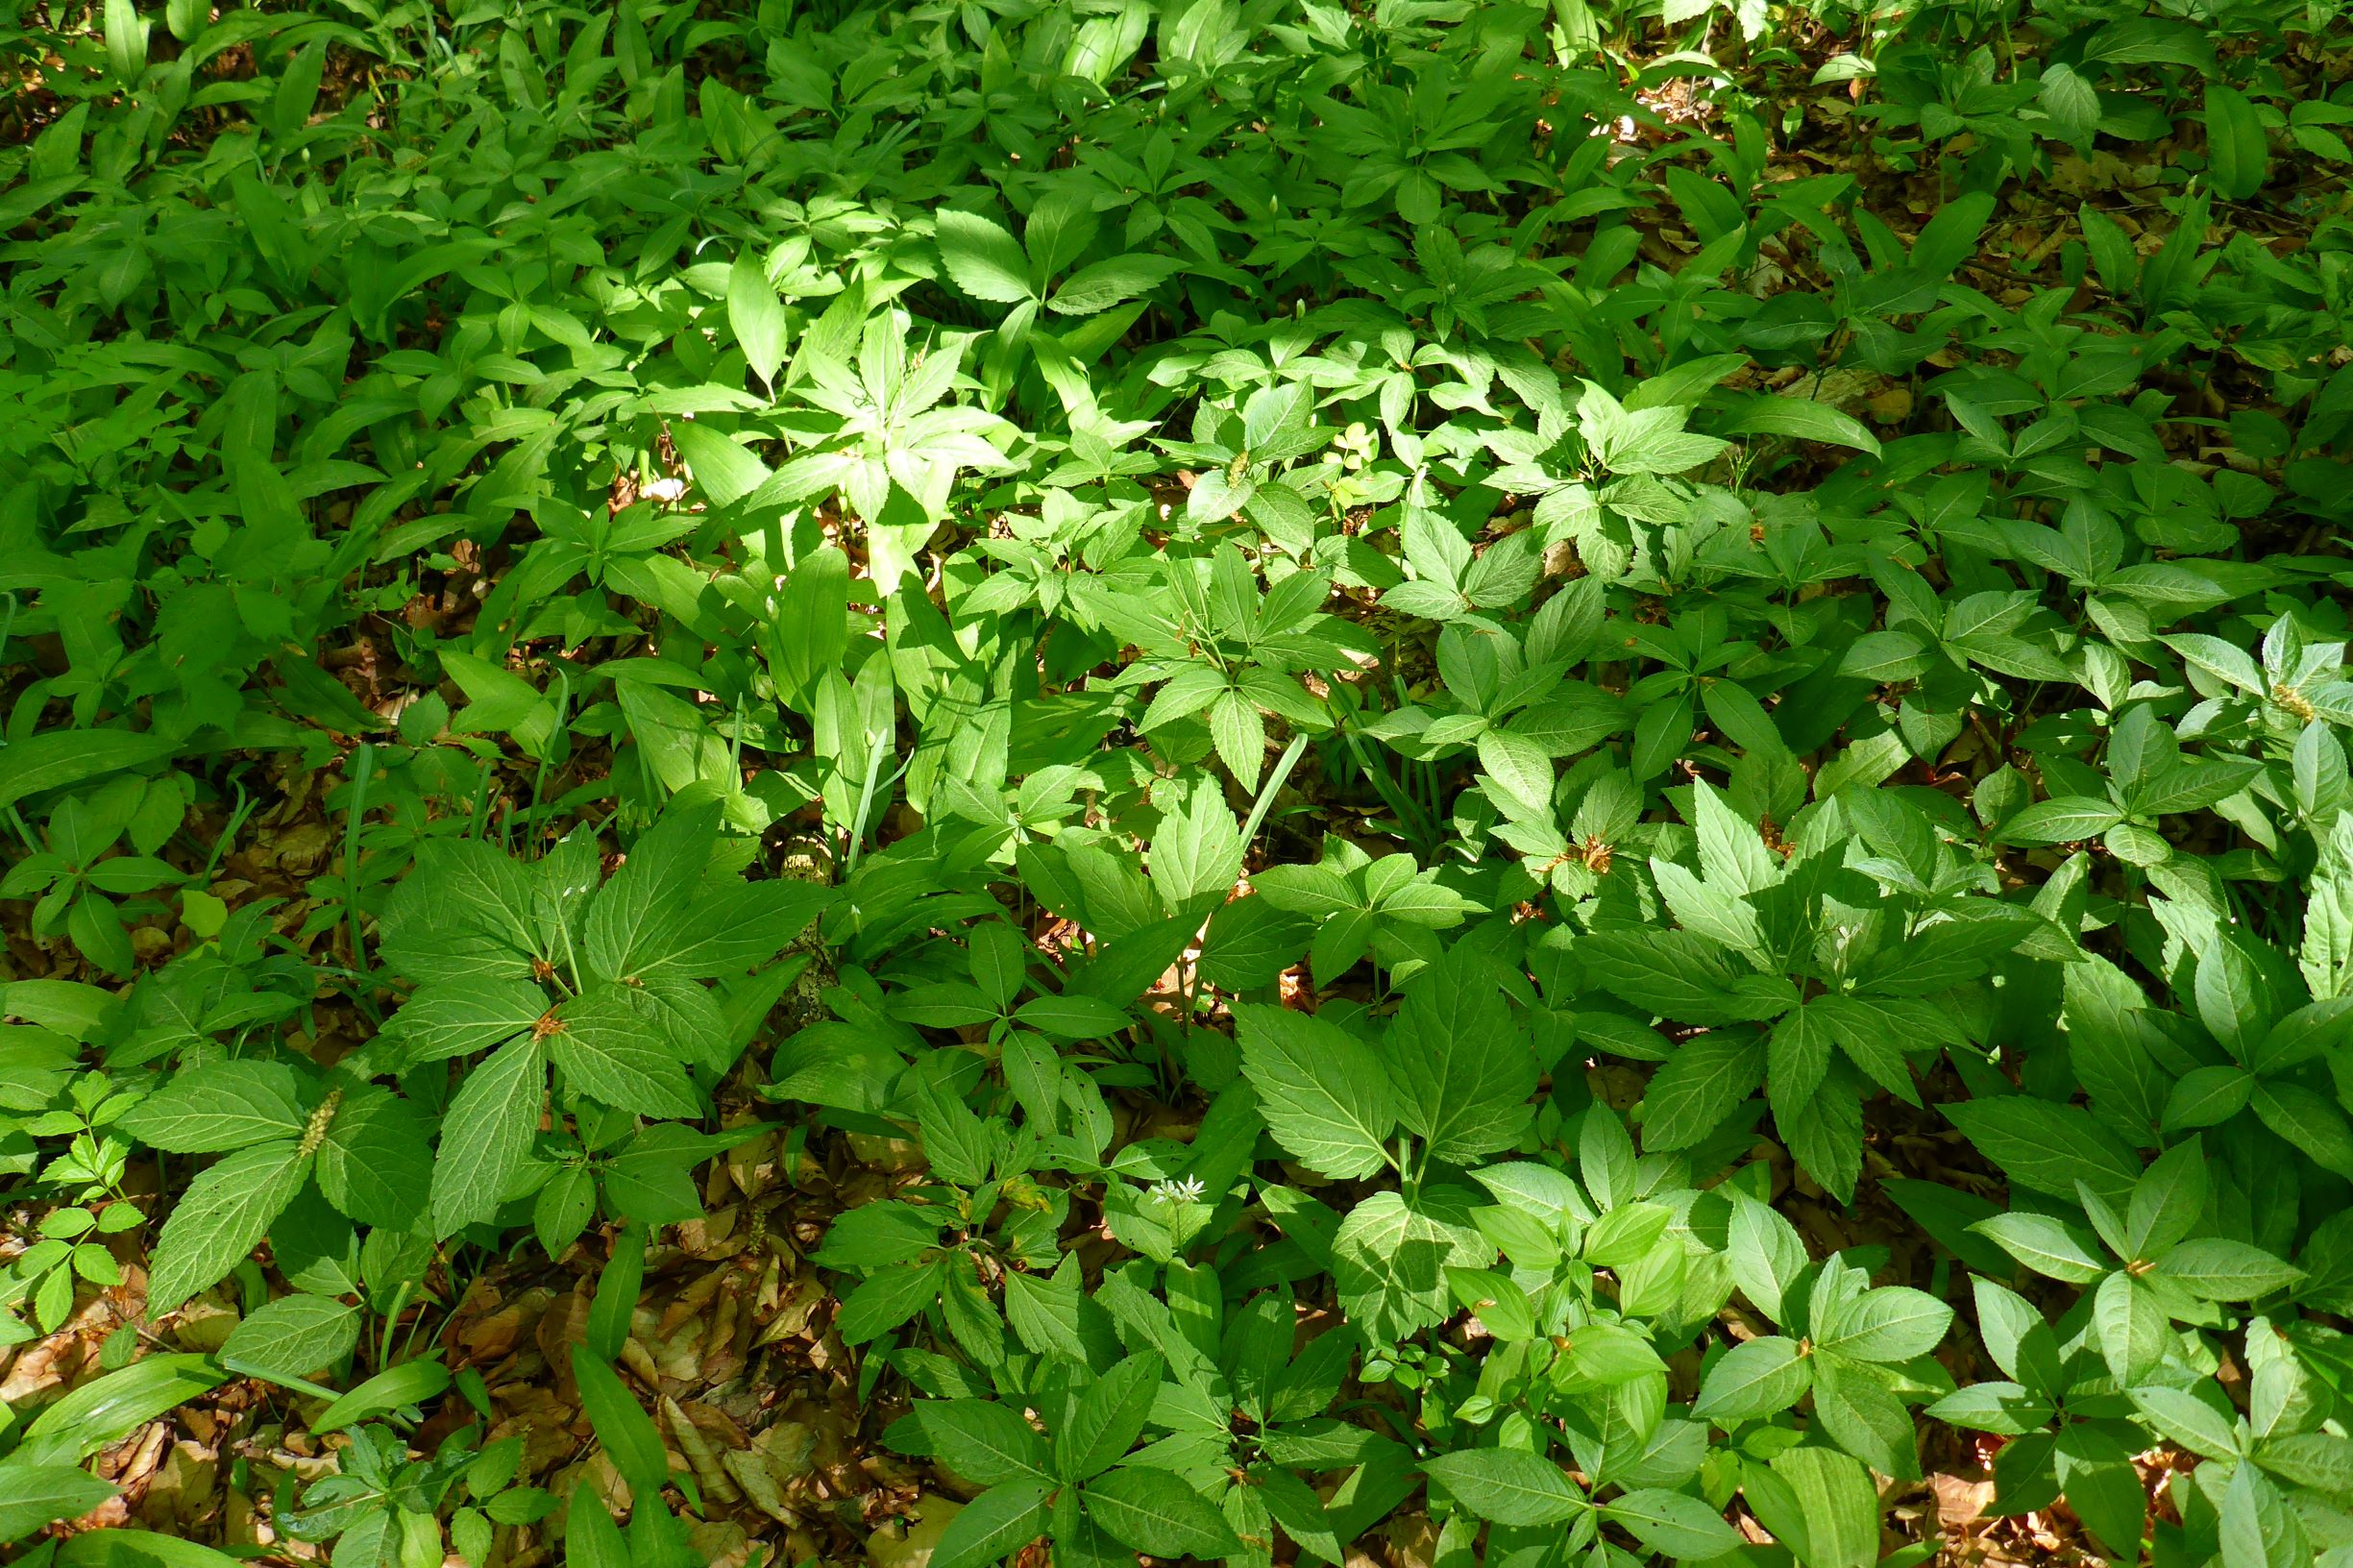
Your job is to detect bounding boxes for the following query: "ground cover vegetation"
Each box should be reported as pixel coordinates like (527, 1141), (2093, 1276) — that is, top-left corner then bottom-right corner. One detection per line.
(3, 0), (2353, 1563)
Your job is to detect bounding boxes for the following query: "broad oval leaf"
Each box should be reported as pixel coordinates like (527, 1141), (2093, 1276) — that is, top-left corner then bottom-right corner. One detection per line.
(1421, 1447), (1586, 1526)
(1082, 1467), (1239, 1557)
(222, 1293), (362, 1381)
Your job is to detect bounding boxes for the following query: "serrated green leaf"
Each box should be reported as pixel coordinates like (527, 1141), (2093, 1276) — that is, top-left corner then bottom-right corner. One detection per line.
(937, 209), (1035, 305)
(148, 1142), (310, 1313)
(1234, 1003), (1395, 1180)
(1083, 1467), (1239, 1557)
(429, 1035), (547, 1237)
(1421, 1447), (1586, 1526)
(222, 1294), (361, 1381)
(116, 1062), (307, 1153)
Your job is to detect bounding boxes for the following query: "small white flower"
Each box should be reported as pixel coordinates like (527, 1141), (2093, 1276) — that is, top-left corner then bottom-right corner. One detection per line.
(1148, 1176), (1207, 1207)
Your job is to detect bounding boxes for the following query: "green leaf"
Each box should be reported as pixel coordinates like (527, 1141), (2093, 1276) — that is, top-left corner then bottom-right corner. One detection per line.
(1386, 950), (1535, 1165)
(936, 209), (1035, 305)
(1605, 1490), (1742, 1560)
(2125, 1138), (2208, 1262)
(1332, 1187), (1485, 1342)
(1971, 1213), (2109, 1284)
(584, 1222), (647, 1365)
(1002, 1265), (1086, 1360)
(1257, 1467), (1343, 1560)
(653, 880), (828, 979)
(1060, 1352), (1164, 1482)
(221, 1294), (361, 1381)
(1199, 897), (1314, 991)
(1641, 1030), (1766, 1150)
(2164, 632), (2267, 695)
(1693, 1336), (1811, 1422)
(535, 1164), (599, 1257)
(551, 986), (702, 1116)
(1580, 928), (1773, 1026)
(0, 1461), (117, 1544)
(573, 1349), (672, 1500)
(2250, 1080), (2353, 1178)
(819, 1205), (936, 1271)
(1083, 1468), (1240, 1557)
(384, 980), (547, 1065)
(1688, 778), (1780, 894)
(1048, 255), (1182, 316)
(1838, 630), (1932, 682)
(2249, 996), (2353, 1075)
(2193, 939), (2275, 1056)
(17, 1355), (223, 1467)
(1582, 1201), (1671, 1270)
(1716, 394), (1883, 455)
(310, 1358), (452, 1434)
(1015, 992), (1133, 1041)
(380, 839), (541, 985)
(1476, 727), (1554, 817)
(438, 649), (558, 742)
(2130, 1384), (2243, 1459)
(670, 421), (771, 508)
(564, 1494), (630, 1568)
(1727, 1195), (1809, 1322)
(1813, 1286), (1953, 1363)
(773, 546), (851, 698)
(728, 250), (790, 388)
(0, 729), (176, 813)
(1767, 1447), (1879, 1568)
(2205, 84), (2269, 201)
(148, 1141), (310, 1313)
(55, 1530), (254, 1568)
(915, 1402), (1052, 1485)
(1581, 386), (1730, 475)
(2163, 1064), (2254, 1131)
(1811, 1353), (1922, 1480)
(582, 803), (722, 982)
(2256, 1433), (2353, 1493)
(1447, 1267), (1538, 1341)
(836, 1262), (944, 1343)
(1234, 1003), (1396, 1180)
(1909, 189), (1997, 279)
(1150, 774), (1243, 915)
(2093, 1271), (2169, 1384)
(930, 1483), (1051, 1568)
(116, 1062), (306, 1153)
(1945, 1096), (2138, 1208)
(429, 1035), (547, 1237)
(2150, 1238), (2303, 1301)
(1783, 1068), (1864, 1204)
(1422, 1447), (1585, 1526)
(1924, 1381), (2055, 1436)
(1811, 993), (1924, 1104)
(1998, 796), (2125, 845)
(891, 982), (1000, 1029)
(314, 1084), (432, 1232)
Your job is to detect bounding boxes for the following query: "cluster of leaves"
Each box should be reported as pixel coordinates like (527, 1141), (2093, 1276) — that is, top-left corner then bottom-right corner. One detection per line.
(5, 0), (2353, 1563)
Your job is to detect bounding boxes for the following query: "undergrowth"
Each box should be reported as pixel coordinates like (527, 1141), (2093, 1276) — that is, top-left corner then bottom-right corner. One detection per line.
(6, 0), (2353, 1565)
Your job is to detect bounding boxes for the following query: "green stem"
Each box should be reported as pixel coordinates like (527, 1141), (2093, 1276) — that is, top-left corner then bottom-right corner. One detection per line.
(343, 744), (377, 995)
(1241, 731), (1311, 848)
(466, 757), (499, 840)
(526, 669), (573, 852)
(200, 780), (255, 880)
(377, 1278), (415, 1371)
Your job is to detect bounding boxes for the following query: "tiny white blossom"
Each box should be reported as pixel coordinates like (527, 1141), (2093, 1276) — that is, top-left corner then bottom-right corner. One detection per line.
(1148, 1176), (1207, 1207)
